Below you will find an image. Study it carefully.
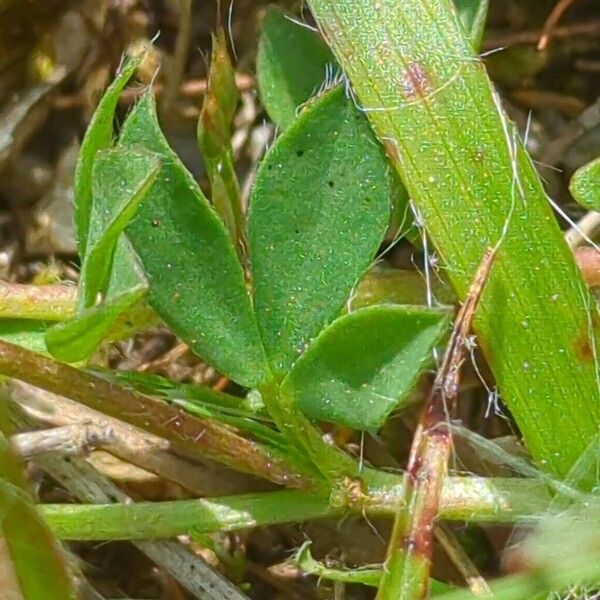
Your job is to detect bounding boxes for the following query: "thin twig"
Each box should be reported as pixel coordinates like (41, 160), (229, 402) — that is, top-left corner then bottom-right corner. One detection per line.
(537, 0), (581, 50)
(566, 213), (600, 249)
(483, 21), (600, 50)
(160, 0), (193, 118)
(435, 524), (491, 596)
(11, 423), (113, 458)
(54, 75), (255, 110)
(377, 248), (495, 599)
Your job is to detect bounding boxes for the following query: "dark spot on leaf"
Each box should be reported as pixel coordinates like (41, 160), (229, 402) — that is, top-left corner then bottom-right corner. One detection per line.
(573, 317), (599, 362)
(399, 62), (431, 100)
(267, 164), (273, 170)
(296, 149), (304, 157)
(328, 180), (334, 187)
(383, 138), (401, 163)
(151, 218), (160, 227)
(125, 320), (133, 327)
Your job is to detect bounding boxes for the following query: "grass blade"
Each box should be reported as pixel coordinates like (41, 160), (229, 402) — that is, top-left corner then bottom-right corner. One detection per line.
(0, 407), (76, 599)
(307, 0), (600, 478)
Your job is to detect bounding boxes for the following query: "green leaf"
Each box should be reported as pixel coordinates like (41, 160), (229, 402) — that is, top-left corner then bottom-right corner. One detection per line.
(256, 6), (412, 250)
(570, 156), (600, 211)
(454, 0), (489, 51)
(282, 305), (450, 431)
(198, 29), (245, 252)
(119, 92), (270, 388)
(45, 237), (156, 363)
(257, 6), (335, 129)
(248, 86), (392, 374)
(45, 285), (147, 362)
(48, 144), (158, 363)
(0, 409), (76, 599)
(353, 265), (455, 310)
(0, 320), (49, 354)
(74, 56), (139, 255)
(78, 145), (160, 309)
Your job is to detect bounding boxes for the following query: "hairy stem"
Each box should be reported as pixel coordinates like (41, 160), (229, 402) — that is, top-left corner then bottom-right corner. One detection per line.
(42, 476), (549, 541)
(378, 250), (494, 599)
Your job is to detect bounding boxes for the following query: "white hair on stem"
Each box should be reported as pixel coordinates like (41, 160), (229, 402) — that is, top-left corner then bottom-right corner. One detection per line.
(577, 280), (600, 408)
(282, 13), (319, 33)
(227, 0), (237, 61)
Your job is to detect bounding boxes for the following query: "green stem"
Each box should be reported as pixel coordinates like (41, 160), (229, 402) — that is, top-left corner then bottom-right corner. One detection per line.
(260, 380), (363, 485)
(294, 541), (453, 594)
(0, 282), (76, 320)
(41, 476), (549, 541)
(307, 0), (600, 479)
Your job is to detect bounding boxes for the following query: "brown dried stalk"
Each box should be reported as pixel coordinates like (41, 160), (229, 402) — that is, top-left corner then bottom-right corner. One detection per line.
(6, 381), (263, 496)
(0, 340), (310, 488)
(11, 423), (114, 458)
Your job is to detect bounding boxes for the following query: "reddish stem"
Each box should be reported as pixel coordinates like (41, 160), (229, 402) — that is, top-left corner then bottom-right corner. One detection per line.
(0, 340), (311, 488)
(377, 248), (495, 599)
